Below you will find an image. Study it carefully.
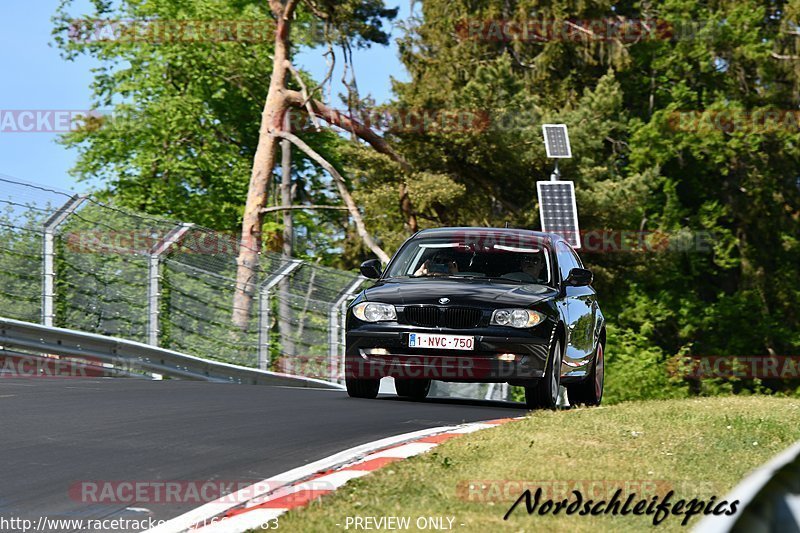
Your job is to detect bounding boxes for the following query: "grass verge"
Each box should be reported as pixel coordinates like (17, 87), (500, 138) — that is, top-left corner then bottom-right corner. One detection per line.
(267, 396), (800, 532)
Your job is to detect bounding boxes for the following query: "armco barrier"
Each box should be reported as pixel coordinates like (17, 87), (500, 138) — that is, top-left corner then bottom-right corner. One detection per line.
(694, 440), (800, 532)
(0, 317), (343, 389)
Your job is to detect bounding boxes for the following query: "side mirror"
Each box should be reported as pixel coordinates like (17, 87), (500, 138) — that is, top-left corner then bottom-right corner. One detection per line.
(565, 267), (593, 287)
(360, 259), (383, 279)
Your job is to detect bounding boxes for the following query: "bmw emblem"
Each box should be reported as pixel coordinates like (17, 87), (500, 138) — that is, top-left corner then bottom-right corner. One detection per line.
(439, 297), (450, 304)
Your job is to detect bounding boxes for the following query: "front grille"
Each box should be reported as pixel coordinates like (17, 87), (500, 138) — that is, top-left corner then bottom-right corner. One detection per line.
(446, 307), (483, 328)
(405, 306), (440, 327)
(405, 306), (482, 329)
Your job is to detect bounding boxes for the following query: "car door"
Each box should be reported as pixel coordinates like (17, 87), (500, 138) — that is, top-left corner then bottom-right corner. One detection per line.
(556, 241), (596, 364)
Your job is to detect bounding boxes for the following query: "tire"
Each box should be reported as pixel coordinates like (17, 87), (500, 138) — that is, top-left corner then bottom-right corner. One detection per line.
(525, 339), (563, 410)
(567, 341), (605, 406)
(395, 379), (431, 400)
(345, 377), (380, 399)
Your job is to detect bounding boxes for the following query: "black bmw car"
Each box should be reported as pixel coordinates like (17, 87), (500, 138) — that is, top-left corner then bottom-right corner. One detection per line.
(345, 227), (605, 409)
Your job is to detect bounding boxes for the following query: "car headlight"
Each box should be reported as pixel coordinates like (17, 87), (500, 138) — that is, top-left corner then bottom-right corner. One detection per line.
(490, 309), (543, 328)
(353, 302), (397, 322)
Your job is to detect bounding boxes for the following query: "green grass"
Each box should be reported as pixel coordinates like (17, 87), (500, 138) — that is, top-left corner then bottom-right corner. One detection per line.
(269, 396), (800, 532)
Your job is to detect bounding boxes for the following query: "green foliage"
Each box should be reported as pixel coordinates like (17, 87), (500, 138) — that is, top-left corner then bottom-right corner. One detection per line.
(0, 206), (45, 323)
(53, 0), (277, 230)
(52, 0), (399, 256)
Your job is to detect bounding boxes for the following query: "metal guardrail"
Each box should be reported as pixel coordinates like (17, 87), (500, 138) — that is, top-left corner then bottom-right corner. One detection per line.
(1, 175), (368, 378)
(694, 440), (800, 532)
(0, 317), (343, 389)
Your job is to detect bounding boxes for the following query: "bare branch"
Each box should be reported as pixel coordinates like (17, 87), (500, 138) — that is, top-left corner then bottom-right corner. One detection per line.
(300, 0), (329, 20)
(260, 204), (348, 214)
(306, 34), (336, 104)
(284, 0), (302, 20)
(286, 90), (412, 173)
(268, 0), (284, 17)
(505, 44), (537, 69)
(771, 52), (800, 60)
(285, 90), (418, 232)
(564, 20), (600, 39)
(286, 61), (321, 131)
(274, 130), (391, 263)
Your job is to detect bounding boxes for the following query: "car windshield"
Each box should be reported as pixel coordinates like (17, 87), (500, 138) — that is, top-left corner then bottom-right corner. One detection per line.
(384, 235), (552, 285)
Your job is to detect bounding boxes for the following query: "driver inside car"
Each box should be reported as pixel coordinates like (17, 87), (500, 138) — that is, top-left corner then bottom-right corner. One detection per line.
(500, 252), (546, 283)
(520, 253), (546, 281)
(413, 250), (459, 277)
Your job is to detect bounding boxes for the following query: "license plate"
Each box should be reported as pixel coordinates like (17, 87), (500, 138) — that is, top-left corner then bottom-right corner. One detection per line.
(408, 333), (474, 351)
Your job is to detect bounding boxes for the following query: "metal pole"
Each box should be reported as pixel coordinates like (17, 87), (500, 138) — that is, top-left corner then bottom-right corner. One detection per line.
(281, 112), (293, 256)
(485, 383), (497, 400)
(550, 160), (560, 181)
(147, 223), (193, 346)
(278, 115), (296, 359)
(328, 306), (339, 382)
(340, 300), (348, 379)
(257, 259), (303, 370)
(42, 194), (87, 326)
(258, 290), (270, 372)
(329, 275), (366, 383)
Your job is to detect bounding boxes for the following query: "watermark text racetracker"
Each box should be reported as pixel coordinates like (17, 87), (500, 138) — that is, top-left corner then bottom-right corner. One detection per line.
(344, 355), (523, 381)
(0, 516), (275, 532)
(0, 353), (138, 379)
(70, 479), (330, 505)
(669, 109), (800, 133)
(66, 18), (273, 43)
(0, 110), (107, 133)
(671, 355), (800, 379)
(61, 228), (714, 257)
(0, 516), (166, 533)
(456, 17), (754, 43)
(63, 229), (240, 255)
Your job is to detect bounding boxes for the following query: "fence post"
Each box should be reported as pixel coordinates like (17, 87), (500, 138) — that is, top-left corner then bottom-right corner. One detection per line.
(42, 194), (87, 327)
(147, 223), (193, 346)
(330, 276), (366, 383)
(258, 259), (303, 371)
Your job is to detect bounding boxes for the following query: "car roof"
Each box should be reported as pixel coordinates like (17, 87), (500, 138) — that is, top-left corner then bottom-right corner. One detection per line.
(412, 227), (564, 247)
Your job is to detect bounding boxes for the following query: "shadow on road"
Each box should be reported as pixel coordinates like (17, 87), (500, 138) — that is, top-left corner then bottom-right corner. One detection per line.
(376, 395), (528, 410)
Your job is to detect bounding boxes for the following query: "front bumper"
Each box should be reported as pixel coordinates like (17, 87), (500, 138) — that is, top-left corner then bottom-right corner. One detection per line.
(345, 323), (555, 384)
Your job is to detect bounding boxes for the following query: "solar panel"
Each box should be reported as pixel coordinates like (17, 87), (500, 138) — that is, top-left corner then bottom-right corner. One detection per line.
(537, 181), (581, 248)
(542, 124), (572, 158)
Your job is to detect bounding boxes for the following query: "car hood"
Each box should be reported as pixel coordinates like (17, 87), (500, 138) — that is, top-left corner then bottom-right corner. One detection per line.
(363, 278), (558, 308)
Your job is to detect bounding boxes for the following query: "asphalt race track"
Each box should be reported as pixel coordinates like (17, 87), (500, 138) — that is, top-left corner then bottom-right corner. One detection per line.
(0, 379), (526, 525)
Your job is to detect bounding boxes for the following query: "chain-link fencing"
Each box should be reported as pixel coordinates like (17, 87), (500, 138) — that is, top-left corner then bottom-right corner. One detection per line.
(0, 175), (366, 383)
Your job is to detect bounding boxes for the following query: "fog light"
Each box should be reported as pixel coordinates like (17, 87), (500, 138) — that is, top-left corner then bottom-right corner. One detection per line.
(497, 353), (516, 362)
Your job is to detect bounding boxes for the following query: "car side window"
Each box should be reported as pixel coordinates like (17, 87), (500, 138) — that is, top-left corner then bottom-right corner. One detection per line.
(556, 241), (577, 282)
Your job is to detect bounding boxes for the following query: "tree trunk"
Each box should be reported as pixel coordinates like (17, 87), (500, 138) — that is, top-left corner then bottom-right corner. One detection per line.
(232, 11), (293, 330)
(233, 1), (414, 328)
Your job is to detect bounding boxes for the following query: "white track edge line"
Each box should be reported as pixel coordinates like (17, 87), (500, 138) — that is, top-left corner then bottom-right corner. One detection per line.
(147, 420), (509, 533)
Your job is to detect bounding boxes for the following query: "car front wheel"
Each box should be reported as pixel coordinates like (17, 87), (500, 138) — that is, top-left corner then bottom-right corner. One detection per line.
(525, 340), (563, 410)
(567, 341), (604, 406)
(346, 377), (380, 399)
(395, 379), (431, 400)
